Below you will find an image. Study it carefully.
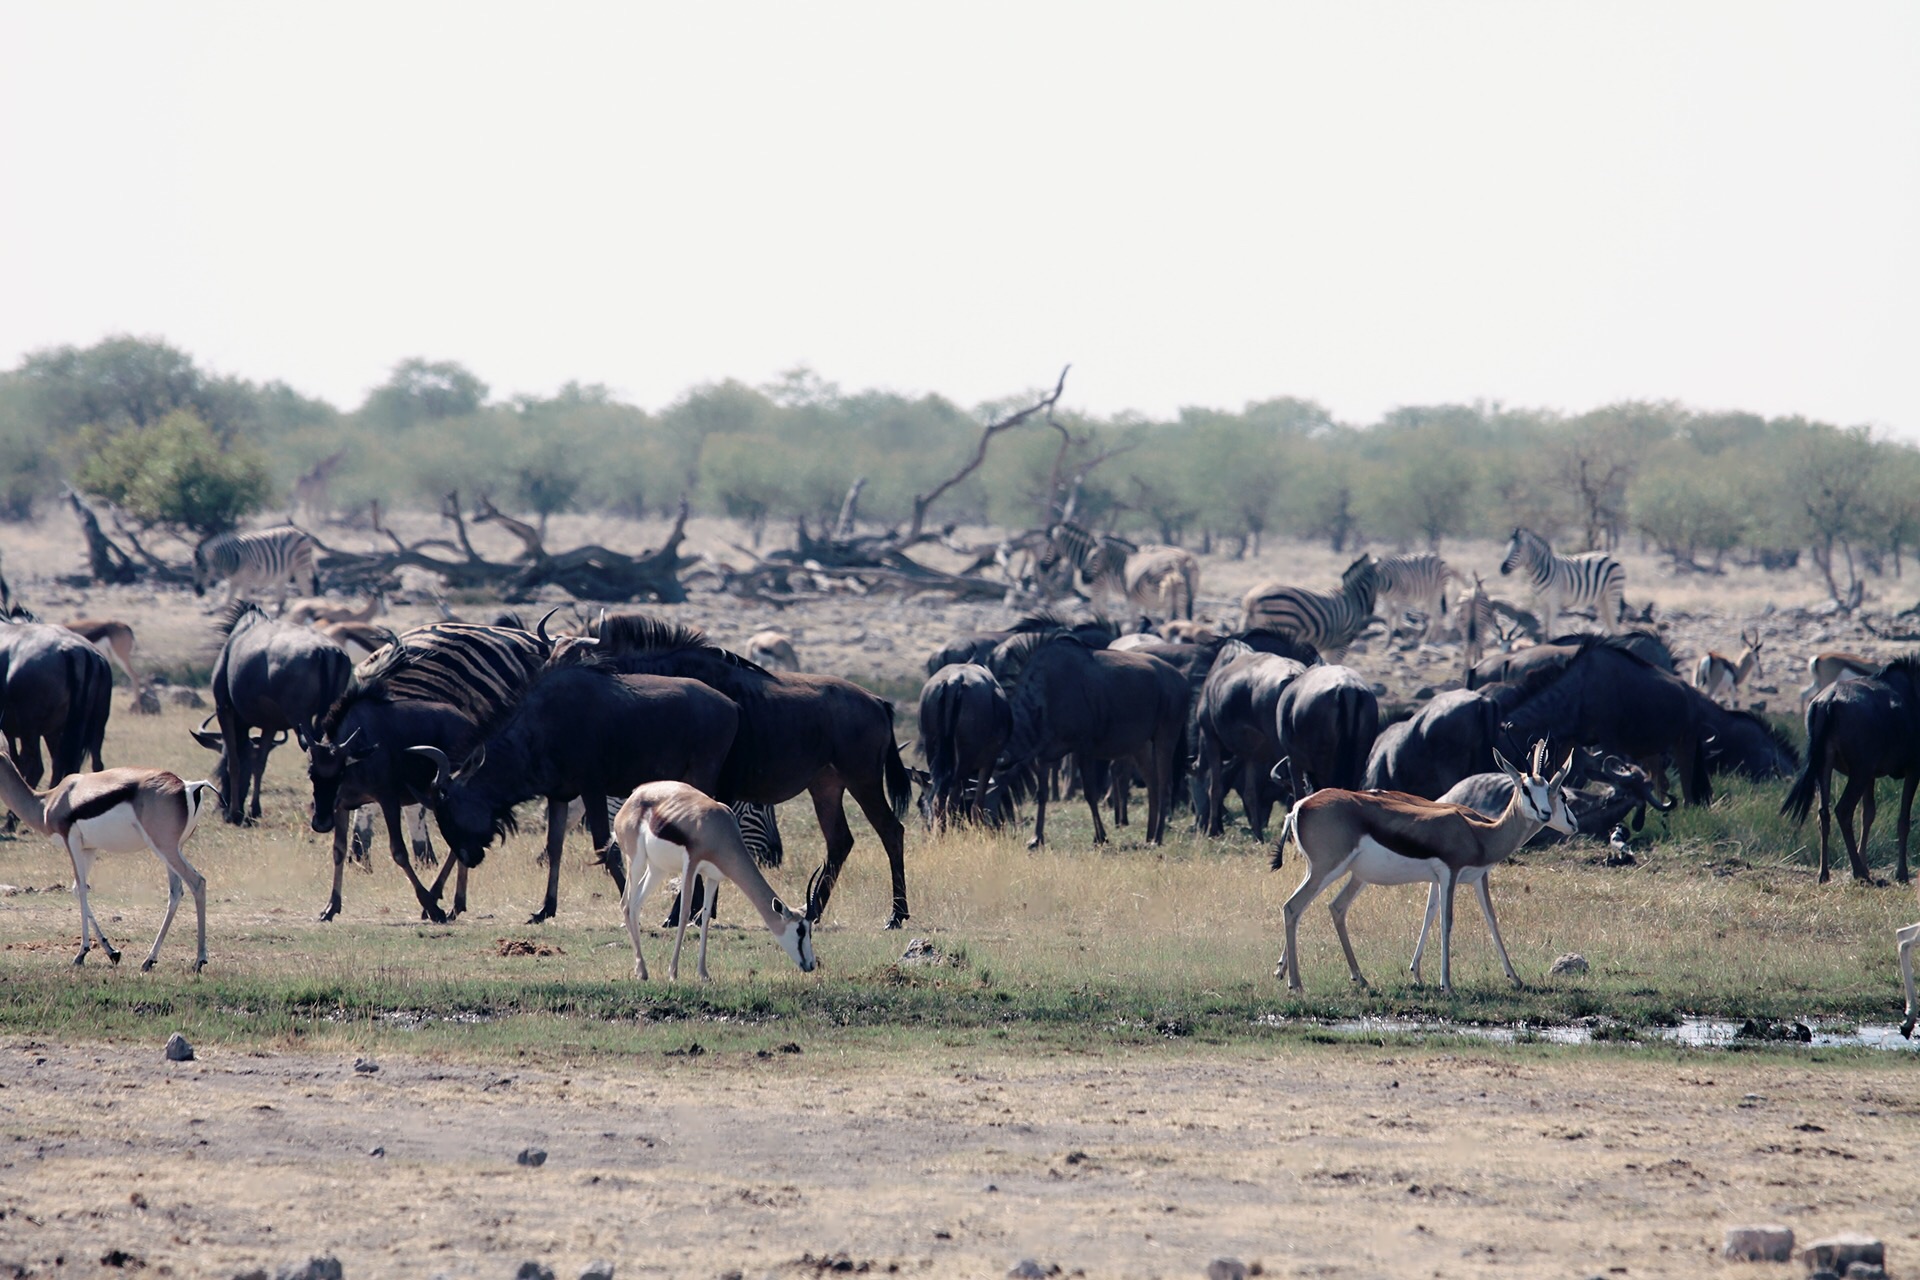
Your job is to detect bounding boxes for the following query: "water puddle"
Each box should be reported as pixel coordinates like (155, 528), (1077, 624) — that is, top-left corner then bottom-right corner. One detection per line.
(1258, 1014), (1918, 1051)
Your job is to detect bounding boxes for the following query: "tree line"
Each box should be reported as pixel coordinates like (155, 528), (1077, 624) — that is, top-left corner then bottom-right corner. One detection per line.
(2, 336), (1913, 603)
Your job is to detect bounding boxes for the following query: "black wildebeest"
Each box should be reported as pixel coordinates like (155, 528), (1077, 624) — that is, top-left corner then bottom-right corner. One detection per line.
(0, 613), (111, 801)
(993, 631), (1189, 847)
(1362, 688), (1502, 800)
(917, 662), (1012, 830)
(1699, 701), (1798, 781)
(1467, 629), (1675, 690)
(1781, 655), (1920, 884)
(307, 621), (551, 923)
(1273, 664), (1380, 800)
(575, 615), (914, 928)
(928, 610), (1117, 677)
(1195, 641), (1310, 838)
(195, 603), (352, 826)
(410, 662), (742, 923)
(1495, 636), (1714, 808)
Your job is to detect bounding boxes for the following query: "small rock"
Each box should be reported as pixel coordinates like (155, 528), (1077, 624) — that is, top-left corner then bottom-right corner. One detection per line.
(1723, 1225), (1794, 1262)
(1843, 1264), (1888, 1280)
(132, 687), (162, 715)
(577, 1263), (614, 1280)
(164, 1032), (194, 1062)
(512, 1265), (555, 1280)
(367, 1146), (385, 1158)
(1550, 953), (1589, 976)
(232, 1270), (269, 1280)
(1803, 1237), (1885, 1275)
(515, 1147), (547, 1168)
(353, 1057), (380, 1074)
(275, 1259), (344, 1280)
(165, 686), (207, 710)
(1007, 1262), (1049, 1280)
(901, 937), (942, 964)
(1208, 1259), (1250, 1280)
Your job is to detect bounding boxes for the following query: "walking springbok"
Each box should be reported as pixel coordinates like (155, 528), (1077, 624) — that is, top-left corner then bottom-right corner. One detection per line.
(612, 781), (817, 981)
(0, 753), (217, 970)
(1694, 630), (1764, 706)
(63, 618), (144, 701)
(1800, 651), (1878, 709)
(1272, 742), (1576, 994)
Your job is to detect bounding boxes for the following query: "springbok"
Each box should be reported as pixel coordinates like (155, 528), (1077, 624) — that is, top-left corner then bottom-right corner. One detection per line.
(287, 592), (386, 627)
(1800, 651), (1877, 708)
(63, 618), (144, 700)
(1693, 629), (1764, 705)
(1272, 742), (1575, 994)
(611, 781), (817, 981)
(0, 753), (216, 970)
(312, 620), (396, 661)
(745, 630), (800, 673)
(1899, 913), (1917, 1038)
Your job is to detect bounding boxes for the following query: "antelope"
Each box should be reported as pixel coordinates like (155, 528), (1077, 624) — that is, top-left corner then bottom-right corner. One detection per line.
(1800, 651), (1877, 708)
(63, 618), (144, 700)
(1900, 914), (1917, 1037)
(745, 630), (800, 673)
(612, 781), (817, 981)
(1693, 629), (1764, 705)
(0, 753), (216, 970)
(287, 591), (386, 627)
(313, 620), (398, 661)
(1272, 742), (1575, 994)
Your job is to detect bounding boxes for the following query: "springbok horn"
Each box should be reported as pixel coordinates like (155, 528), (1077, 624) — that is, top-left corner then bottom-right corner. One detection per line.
(805, 864), (828, 914)
(408, 745), (452, 795)
(535, 606), (560, 646)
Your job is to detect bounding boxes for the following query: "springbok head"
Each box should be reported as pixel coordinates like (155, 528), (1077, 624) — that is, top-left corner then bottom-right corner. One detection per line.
(1741, 628), (1765, 677)
(1494, 740), (1578, 836)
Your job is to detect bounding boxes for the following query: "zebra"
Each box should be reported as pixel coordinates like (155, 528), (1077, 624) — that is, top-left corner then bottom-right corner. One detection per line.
(1123, 546), (1201, 620)
(192, 526), (319, 609)
(1038, 521), (1133, 608)
(1239, 555), (1380, 662)
(1371, 553), (1461, 639)
(574, 796), (784, 869)
(1499, 527), (1625, 636)
(1042, 522), (1200, 620)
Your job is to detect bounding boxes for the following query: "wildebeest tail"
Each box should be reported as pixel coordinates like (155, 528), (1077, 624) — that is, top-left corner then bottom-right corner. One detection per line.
(884, 713), (912, 823)
(55, 644), (112, 779)
(1270, 802), (1298, 870)
(1779, 699), (1828, 825)
(1330, 686), (1378, 792)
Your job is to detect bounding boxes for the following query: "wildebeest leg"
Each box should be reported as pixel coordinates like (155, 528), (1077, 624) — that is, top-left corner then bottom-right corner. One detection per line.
(581, 792), (626, 894)
(322, 809), (351, 921)
(384, 802), (448, 924)
(426, 853), (463, 919)
(530, 799), (569, 924)
(1198, 737), (1225, 838)
(969, 763), (993, 826)
(1897, 775), (1918, 884)
(1835, 774), (1872, 884)
(1243, 756), (1271, 841)
(846, 772), (910, 929)
(1139, 744), (1169, 846)
(804, 779), (857, 923)
(1815, 762), (1835, 883)
(1860, 785), (1880, 879)
(1028, 761), (1052, 850)
(247, 733), (274, 820)
(1080, 755), (1110, 845)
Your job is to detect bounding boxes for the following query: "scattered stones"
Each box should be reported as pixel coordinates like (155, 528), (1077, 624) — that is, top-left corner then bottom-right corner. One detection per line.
(164, 686), (206, 710)
(512, 1264), (555, 1280)
(1803, 1236), (1884, 1276)
(1723, 1225), (1794, 1262)
(515, 1147), (548, 1168)
(163, 1033), (193, 1062)
(99, 1249), (144, 1269)
(275, 1259), (343, 1280)
(900, 937), (944, 964)
(1207, 1259), (1250, 1280)
(1550, 953), (1589, 976)
(577, 1263), (614, 1280)
(353, 1058), (379, 1074)
(1736, 1018), (1812, 1043)
(495, 938), (564, 957)
(367, 1146), (385, 1159)
(1007, 1262), (1058, 1279)
(132, 687), (162, 715)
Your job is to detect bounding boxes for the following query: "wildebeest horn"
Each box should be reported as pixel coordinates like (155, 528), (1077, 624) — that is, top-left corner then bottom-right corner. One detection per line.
(535, 606), (561, 646)
(1652, 791), (1678, 813)
(334, 727), (360, 754)
(190, 713), (223, 749)
(408, 745), (452, 796)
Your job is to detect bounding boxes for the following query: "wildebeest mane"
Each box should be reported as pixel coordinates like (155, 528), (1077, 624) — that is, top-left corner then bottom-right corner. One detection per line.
(213, 600), (269, 638)
(596, 613), (772, 676)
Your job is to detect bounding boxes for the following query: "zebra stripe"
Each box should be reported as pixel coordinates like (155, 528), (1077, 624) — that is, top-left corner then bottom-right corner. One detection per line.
(730, 800), (784, 868)
(192, 526), (318, 605)
(1499, 527), (1625, 636)
(1039, 521), (1132, 601)
(1371, 553), (1457, 631)
(350, 622), (549, 727)
(1240, 555), (1379, 661)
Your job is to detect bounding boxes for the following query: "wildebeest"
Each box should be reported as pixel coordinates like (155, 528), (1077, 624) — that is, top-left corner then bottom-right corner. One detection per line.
(1273, 664), (1380, 799)
(993, 630), (1189, 847)
(1362, 689), (1502, 800)
(574, 615), (914, 928)
(0, 612), (112, 796)
(1698, 702), (1798, 781)
(1439, 753), (1671, 844)
(917, 663), (1012, 830)
(928, 610), (1117, 677)
(196, 603), (352, 826)
(1467, 629), (1674, 689)
(1781, 655), (1920, 884)
(1494, 636), (1713, 807)
(1195, 641), (1310, 838)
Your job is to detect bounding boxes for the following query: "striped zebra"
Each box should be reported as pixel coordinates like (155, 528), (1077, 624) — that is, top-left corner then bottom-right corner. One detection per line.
(577, 796), (784, 868)
(1461, 571), (1498, 672)
(1371, 553), (1461, 638)
(1499, 527), (1625, 636)
(1038, 521), (1132, 607)
(357, 621), (550, 718)
(1042, 522), (1200, 620)
(192, 526), (319, 609)
(1239, 555), (1380, 662)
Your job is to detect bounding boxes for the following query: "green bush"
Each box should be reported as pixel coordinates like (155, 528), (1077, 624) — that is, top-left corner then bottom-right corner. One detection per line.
(73, 409), (272, 535)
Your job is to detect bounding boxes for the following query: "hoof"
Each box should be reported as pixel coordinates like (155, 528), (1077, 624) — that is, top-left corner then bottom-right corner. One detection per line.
(883, 916), (906, 931)
(1026, 836), (1041, 850)
(141, 958), (156, 972)
(193, 960), (206, 973)
(1903, 1017), (1915, 1038)
(318, 906), (341, 922)
(105, 948), (122, 967)
(525, 911), (554, 926)
(71, 952), (86, 967)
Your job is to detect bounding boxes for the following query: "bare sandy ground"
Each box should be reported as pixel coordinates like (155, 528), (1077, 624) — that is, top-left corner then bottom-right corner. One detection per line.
(0, 1037), (1914, 1279)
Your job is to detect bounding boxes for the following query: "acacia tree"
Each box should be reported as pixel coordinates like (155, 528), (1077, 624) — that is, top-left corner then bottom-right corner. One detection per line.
(73, 409), (271, 536)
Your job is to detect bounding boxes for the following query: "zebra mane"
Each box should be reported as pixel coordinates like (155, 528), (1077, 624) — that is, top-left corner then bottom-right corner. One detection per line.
(319, 641), (412, 735)
(213, 600), (270, 638)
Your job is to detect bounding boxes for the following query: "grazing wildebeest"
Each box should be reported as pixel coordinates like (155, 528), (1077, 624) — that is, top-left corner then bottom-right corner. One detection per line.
(1362, 688), (1503, 799)
(196, 603), (352, 826)
(573, 615), (914, 928)
(917, 663), (1012, 830)
(1273, 664), (1380, 800)
(929, 610), (1118, 677)
(993, 631), (1189, 848)
(1698, 701), (1798, 781)
(1195, 642), (1310, 838)
(0, 613), (112, 798)
(307, 621), (550, 922)
(1494, 636), (1713, 808)
(1439, 753), (1670, 844)
(1467, 629), (1674, 689)
(1781, 655), (1920, 884)
(410, 662), (741, 923)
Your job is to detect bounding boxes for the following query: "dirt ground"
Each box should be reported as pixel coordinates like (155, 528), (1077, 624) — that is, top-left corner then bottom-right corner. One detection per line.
(0, 1037), (1915, 1279)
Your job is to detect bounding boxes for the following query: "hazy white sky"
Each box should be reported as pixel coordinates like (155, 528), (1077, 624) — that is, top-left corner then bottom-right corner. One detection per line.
(2, 2), (1915, 431)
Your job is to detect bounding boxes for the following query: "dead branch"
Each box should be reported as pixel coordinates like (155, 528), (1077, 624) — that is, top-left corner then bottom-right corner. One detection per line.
(472, 493), (547, 561)
(908, 365), (1070, 541)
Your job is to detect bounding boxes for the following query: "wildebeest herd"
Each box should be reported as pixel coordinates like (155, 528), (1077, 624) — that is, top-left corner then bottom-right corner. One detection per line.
(2, 528), (1918, 1037)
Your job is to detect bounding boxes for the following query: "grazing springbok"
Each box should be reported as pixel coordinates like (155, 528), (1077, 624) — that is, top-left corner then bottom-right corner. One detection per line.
(612, 781), (817, 981)
(1800, 651), (1878, 709)
(745, 630), (801, 673)
(63, 618), (144, 700)
(0, 753), (216, 970)
(1272, 742), (1576, 994)
(1693, 629), (1764, 705)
